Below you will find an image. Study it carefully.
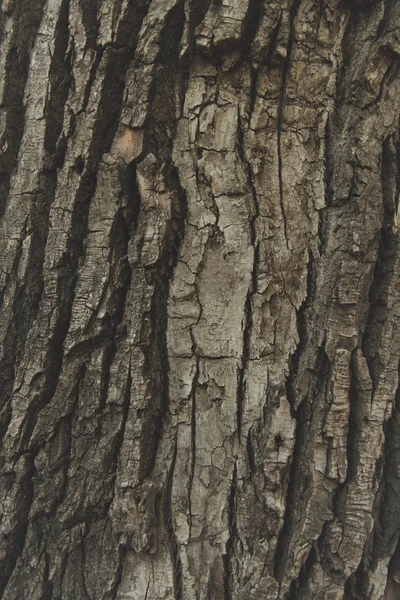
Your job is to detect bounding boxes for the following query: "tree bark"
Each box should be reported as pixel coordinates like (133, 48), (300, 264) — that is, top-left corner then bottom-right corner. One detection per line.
(1, 0), (400, 598)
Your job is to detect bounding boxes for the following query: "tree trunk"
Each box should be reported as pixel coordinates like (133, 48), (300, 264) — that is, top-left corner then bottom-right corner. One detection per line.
(1, 0), (400, 598)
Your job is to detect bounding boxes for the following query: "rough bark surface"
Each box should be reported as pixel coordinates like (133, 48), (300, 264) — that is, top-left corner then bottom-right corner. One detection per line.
(1, 0), (400, 598)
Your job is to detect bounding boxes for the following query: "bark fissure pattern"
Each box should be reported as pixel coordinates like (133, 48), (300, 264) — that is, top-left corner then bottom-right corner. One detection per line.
(2, 1), (400, 599)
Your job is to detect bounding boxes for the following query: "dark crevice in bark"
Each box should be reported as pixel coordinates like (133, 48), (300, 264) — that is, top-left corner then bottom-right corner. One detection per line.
(72, 166), (137, 429)
(317, 115), (334, 256)
(0, 453), (36, 597)
(305, 503), (351, 598)
(106, 361), (133, 564)
(249, 64), (258, 117)
(334, 9), (358, 108)
(387, 532), (400, 595)
(139, 231), (187, 480)
(194, 0), (263, 62)
(328, 349), (370, 599)
(0, 220), (27, 310)
(189, 0), (213, 54)
(114, 0), (152, 49)
(336, 4), (389, 114)
(61, 539), (91, 600)
(83, 160), (139, 339)
(362, 134), (399, 391)
(224, 462), (239, 600)
(66, 44), (102, 141)
(0, 224), (26, 441)
(4, 380), (79, 597)
(277, 0), (301, 250)
(26, 366), (84, 563)
(345, 0), (382, 8)
(265, 12), (284, 67)
(317, 207), (329, 266)
(110, 545), (126, 600)
(246, 426), (256, 473)
(364, 361), (400, 596)
(41, 551), (53, 600)
(191, 0), (213, 29)
(285, 250), (316, 416)
(375, 361), (400, 552)
(53, 377), (82, 503)
(322, 349), (364, 587)
(43, 0), (72, 164)
(164, 434), (184, 600)
(143, 0), (186, 161)
(343, 563), (369, 600)
(238, 0), (263, 64)
(274, 399), (312, 586)
(323, 113), (334, 211)
(135, 0), (188, 482)
(0, 0), (47, 219)
(91, 180), (136, 412)
(274, 341), (331, 587)
(137, 172), (187, 481)
(56, 545), (70, 600)
(12, 170), (56, 359)
(376, 0), (400, 40)
(139, 267), (174, 481)
(286, 544), (318, 600)
(119, 161), (142, 229)
(78, 528), (91, 600)
(98, 343), (115, 414)
(236, 104), (260, 441)
(376, 0), (394, 39)
(236, 251), (257, 440)
(68, 0), (150, 141)
(63, 332), (110, 361)
(188, 353), (199, 536)
(110, 544), (127, 600)
(344, 349), (362, 484)
(102, 374), (132, 516)
(0, 6), (7, 39)
(362, 50), (400, 112)
(79, 0), (101, 50)
(51, 358), (130, 593)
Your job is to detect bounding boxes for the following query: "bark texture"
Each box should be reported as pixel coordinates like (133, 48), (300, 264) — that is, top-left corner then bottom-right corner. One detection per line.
(1, 0), (400, 598)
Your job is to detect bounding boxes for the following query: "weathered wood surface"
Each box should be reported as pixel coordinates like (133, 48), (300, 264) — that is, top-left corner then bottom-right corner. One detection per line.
(1, 0), (400, 598)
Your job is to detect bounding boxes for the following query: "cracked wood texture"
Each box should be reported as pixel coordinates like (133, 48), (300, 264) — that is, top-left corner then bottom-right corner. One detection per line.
(2, 0), (400, 598)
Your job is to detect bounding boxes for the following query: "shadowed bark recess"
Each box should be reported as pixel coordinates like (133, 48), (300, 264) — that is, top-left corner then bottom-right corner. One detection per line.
(1, 0), (400, 599)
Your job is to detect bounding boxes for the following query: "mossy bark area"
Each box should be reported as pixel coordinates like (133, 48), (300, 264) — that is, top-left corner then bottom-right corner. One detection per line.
(1, 1), (400, 598)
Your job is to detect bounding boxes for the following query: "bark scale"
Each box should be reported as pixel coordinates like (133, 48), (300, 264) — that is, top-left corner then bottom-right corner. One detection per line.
(1, 0), (400, 599)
